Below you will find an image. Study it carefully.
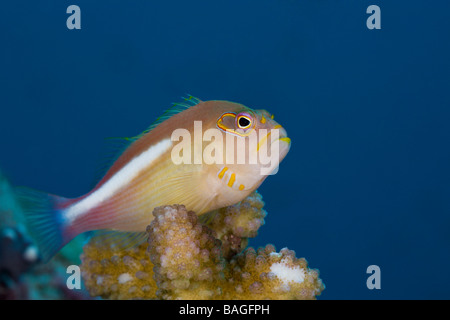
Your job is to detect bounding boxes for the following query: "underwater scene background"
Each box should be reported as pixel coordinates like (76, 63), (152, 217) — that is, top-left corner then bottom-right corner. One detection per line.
(1, 0), (450, 299)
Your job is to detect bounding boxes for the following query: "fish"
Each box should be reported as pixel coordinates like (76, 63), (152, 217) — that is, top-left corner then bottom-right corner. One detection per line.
(16, 96), (291, 261)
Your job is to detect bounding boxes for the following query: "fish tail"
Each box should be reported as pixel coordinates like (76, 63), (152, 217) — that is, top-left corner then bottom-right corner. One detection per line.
(15, 186), (77, 262)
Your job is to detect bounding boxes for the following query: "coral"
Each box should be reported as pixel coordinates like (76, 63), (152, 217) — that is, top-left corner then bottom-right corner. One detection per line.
(147, 205), (225, 299)
(81, 191), (324, 300)
(224, 246), (324, 300)
(201, 191), (266, 259)
(81, 239), (157, 300)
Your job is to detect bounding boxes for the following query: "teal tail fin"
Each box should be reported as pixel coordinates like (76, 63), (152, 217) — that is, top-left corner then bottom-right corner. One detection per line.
(14, 187), (76, 263)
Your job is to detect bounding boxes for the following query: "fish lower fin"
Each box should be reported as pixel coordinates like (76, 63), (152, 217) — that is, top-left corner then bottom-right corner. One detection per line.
(198, 210), (218, 225)
(88, 230), (148, 251)
(157, 168), (217, 216)
(14, 187), (76, 263)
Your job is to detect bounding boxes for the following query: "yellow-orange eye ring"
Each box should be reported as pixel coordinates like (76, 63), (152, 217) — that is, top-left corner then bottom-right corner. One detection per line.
(237, 115), (252, 129)
(217, 112), (236, 132)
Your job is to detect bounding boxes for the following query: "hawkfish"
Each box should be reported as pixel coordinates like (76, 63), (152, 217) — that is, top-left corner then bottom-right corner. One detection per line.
(17, 96), (291, 261)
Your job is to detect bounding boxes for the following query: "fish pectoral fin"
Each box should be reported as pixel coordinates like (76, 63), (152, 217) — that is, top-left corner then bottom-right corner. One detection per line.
(88, 230), (149, 251)
(198, 210), (218, 225)
(159, 168), (215, 215)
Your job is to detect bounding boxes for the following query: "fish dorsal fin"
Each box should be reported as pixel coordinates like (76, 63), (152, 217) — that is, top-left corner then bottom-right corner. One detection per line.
(92, 95), (202, 187)
(128, 94), (201, 142)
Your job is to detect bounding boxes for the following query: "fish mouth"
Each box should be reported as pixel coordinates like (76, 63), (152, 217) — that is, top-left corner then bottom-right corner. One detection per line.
(277, 136), (291, 159)
(256, 128), (291, 152)
(278, 137), (291, 144)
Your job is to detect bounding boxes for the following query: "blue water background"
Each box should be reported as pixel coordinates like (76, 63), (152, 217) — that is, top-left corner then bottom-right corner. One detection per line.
(1, 1), (450, 299)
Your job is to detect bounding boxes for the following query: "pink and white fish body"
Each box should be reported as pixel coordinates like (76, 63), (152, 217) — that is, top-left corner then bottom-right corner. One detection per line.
(18, 98), (290, 261)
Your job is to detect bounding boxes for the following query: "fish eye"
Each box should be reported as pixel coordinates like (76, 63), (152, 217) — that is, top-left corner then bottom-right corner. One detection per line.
(238, 117), (251, 128)
(236, 113), (252, 130)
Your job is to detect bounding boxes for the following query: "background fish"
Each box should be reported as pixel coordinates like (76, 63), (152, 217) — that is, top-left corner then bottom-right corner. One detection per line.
(16, 97), (290, 261)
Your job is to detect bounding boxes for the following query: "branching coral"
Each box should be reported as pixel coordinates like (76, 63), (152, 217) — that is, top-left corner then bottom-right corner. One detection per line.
(200, 191), (266, 259)
(148, 205), (225, 299)
(81, 239), (157, 300)
(80, 191), (324, 300)
(224, 246), (324, 300)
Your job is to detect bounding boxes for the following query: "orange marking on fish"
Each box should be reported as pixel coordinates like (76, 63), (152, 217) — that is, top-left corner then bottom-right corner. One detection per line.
(228, 173), (236, 187)
(261, 115), (266, 124)
(218, 167), (228, 179)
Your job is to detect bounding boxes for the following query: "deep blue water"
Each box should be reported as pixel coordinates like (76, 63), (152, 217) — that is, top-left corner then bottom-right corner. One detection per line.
(1, 1), (450, 299)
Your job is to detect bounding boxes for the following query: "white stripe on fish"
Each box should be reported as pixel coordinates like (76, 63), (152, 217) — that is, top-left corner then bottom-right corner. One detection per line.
(65, 138), (172, 223)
